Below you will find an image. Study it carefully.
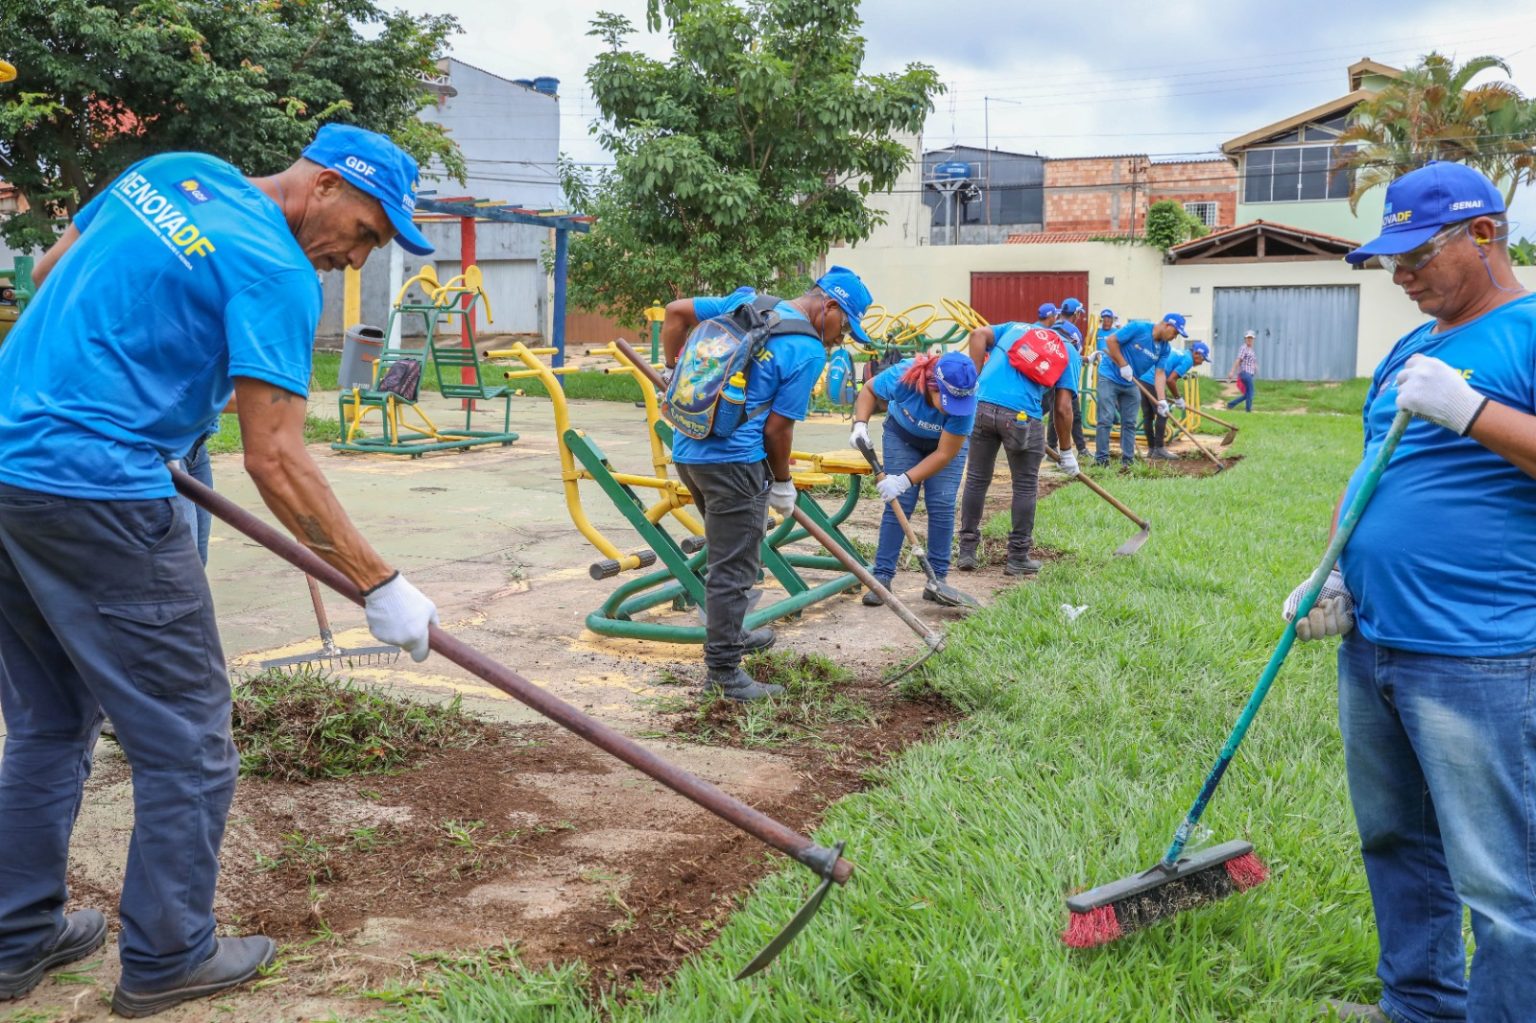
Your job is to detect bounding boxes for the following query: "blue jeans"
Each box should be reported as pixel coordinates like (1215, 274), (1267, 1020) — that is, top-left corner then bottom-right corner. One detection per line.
(873, 427), (965, 581)
(1095, 377), (1139, 462)
(0, 484), (235, 990)
(1226, 371), (1254, 411)
(1338, 633), (1536, 1023)
(175, 437), (214, 567)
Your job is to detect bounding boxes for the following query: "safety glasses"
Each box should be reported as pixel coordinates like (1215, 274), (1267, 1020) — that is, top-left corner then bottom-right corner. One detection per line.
(1378, 222), (1467, 274)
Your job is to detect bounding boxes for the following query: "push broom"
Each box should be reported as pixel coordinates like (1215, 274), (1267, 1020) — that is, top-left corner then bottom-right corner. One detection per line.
(1062, 409), (1410, 948)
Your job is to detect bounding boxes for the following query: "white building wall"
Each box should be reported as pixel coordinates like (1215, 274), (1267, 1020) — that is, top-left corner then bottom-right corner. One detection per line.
(1162, 262), (1536, 377)
(859, 133), (933, 249)
(422, 58), (561, 209)
(833, 241), (1167, 322)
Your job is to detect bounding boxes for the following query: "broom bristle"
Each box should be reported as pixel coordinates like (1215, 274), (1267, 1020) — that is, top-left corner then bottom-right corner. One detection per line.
(1061, 851), (1269, 948)
(1223, 851), (1268, 890)
(1061, 905), (1122, 948)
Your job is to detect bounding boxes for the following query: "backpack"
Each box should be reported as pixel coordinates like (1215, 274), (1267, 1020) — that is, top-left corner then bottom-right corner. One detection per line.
(663, 293), (814, 441)
(1004, 326), (1072, 388)
(823, 347), (858, 407)
(376, 358), (422, 402)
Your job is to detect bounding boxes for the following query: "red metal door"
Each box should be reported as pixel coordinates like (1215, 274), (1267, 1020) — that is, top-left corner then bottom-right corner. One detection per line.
(970, 271), (1089, 325)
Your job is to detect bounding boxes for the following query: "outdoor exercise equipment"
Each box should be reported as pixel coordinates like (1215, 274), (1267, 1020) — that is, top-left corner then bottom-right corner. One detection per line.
(0, 255), (33, 349)
(854, 437), (979, 609)
(816, 296), (986, 409)
(168, 467), (854, 979)
(614, 338), (947, 680)
(1134, 379), (1225, 471)
(0, 58), (15, 83)
(1062, 410), (1412, 948)
(1044, 445), (1150, 556)
(333, 265), (520, 457)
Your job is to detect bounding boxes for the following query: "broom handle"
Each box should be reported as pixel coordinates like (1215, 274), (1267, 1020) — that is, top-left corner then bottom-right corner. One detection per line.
(1160, 410), (1411, 869)
(170, 469), (855, 885)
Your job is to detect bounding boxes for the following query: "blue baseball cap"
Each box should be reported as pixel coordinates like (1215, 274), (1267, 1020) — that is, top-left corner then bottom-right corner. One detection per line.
(1061, 297), (1083, 315)
(303, 123), (434, 256)
(1189, 341), (1211, 362)
(1346, 161), (1505, 266)
(932, 351), (978, 416)
(1161, 312), (1188, 337)
(1038, 302), (1059, 319)
(815, 265), (874, 344)
(1099, 308), (1115, 319)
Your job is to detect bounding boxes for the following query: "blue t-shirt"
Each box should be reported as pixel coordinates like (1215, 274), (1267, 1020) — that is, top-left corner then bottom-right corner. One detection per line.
(1143, 349), (1194, 386)
(871, 358), (975, 453)
(976, 322), (1081, 419)
(1341, 294), (1536, 656)
(670, 292), (827, 465)
(1105, 321), (1167, 390)
(0, 153), (319, 500)
(1054, 321), (1083, 352)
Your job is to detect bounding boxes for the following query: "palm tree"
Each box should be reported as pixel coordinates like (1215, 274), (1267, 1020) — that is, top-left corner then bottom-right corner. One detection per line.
(1338, 52), (1532, 211)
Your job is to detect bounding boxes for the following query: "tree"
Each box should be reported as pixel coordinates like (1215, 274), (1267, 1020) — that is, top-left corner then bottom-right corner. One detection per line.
(1339, 52), (1532, 211)
(562, 1), (943, 323)
(0, 0), (462, 251)
(1142, 200), (1208, 252)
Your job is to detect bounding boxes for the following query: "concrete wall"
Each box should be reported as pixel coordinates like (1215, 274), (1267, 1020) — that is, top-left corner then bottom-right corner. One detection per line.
(833, 240), (1166, 319)
(420, 59), (561, 209)
(1044, 157), (1237, 235)
(1147, 159), (1238, 230)
(1237, 185), (1385, 244)
(1162, 260), (1536, 377)
(318, 219), (548, 341)
(861, 133), (933, 248)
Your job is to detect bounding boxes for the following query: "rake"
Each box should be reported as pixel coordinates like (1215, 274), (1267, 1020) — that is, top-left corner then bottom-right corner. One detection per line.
(1061, 410), (1410, 948)
(259, 574), (401, 670)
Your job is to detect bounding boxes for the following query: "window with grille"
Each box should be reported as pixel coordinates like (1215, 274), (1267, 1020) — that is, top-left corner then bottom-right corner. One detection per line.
(1183, 201), (1219, 227)
(1241, 116), (1356, 203)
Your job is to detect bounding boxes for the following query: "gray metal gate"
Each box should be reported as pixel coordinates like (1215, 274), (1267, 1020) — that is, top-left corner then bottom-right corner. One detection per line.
(1211, 285), (1360, 381)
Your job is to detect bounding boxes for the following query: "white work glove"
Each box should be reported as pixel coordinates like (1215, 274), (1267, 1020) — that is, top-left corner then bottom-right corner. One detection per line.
(1118, 364), (1134, 382)
(1174, 397), (1187, 411)
(849, 420), (871, 449)
(1057, 449), (1080, 476)
(767, 479), (797, 518)
(1155, 399), (1170, 417)
(1395, 353), (1488, 435)
(877, 473), (912, 502)
(364, 572), (439, 662)
(1282, 568), (1355, 642)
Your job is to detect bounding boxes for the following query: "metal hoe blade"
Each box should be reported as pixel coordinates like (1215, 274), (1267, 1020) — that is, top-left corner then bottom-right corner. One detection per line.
(881, 631), (947, 686)
(736, 841), (846, 980)
(1113, 523), (1151, 557)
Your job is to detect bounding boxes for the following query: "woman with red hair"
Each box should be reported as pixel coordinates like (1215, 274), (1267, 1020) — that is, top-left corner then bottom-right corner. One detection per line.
(849, 351), (978, 606)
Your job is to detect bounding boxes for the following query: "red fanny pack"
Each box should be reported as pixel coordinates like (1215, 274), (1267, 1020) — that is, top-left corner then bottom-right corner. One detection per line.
(1005, 327), (1071, 388)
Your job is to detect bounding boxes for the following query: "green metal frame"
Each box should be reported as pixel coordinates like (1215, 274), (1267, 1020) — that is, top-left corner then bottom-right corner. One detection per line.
(332, 289), (518, 457)
(582, 419), (870, 644)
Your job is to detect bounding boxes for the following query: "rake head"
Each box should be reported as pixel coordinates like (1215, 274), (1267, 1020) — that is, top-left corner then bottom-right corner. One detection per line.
(259, 646), (402, 670)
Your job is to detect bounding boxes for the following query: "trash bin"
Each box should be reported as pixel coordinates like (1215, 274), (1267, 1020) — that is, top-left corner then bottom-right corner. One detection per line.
(339, 324), (386, 390)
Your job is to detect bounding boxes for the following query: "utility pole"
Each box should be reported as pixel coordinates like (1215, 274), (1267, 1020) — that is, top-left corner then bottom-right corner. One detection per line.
(983, 96), (1022, 229)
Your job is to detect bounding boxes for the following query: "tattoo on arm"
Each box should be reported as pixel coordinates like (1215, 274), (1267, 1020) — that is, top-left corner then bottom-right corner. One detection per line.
(295, 514), (337, 552)
(269, 390), (297, 404)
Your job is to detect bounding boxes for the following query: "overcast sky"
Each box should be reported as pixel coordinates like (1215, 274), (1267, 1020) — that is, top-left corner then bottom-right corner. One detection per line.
(393, 0), (1536, 230)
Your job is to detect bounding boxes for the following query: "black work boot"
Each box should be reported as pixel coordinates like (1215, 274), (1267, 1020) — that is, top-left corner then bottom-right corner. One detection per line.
(862, 575), (894, 606)
(704, 667), (784, 702)
(1149, 447), (1179, 460)
(1003, 555), (1042, 577)
(742, 626), (776, 653)
(111, 935), (276, 1018)
(954, 546), (979, 572)
(0, 909), (107, 1001)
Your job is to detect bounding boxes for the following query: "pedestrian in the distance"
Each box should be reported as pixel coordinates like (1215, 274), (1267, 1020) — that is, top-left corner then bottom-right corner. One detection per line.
(1283, 161), (1536, 1023)
(848, 351), (977, 607)
(1226, 330), (1258, 411)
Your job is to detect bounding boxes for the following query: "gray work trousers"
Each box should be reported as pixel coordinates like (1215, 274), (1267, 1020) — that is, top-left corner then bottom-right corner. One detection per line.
(0, 483), (235, 990)
(957, 402), (1046, 560)
(674, 461), (770, 672)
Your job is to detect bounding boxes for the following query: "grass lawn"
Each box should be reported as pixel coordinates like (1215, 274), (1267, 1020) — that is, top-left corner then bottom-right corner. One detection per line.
(1206, 375), (1372, 416)
(371, 403), (1387, 1022)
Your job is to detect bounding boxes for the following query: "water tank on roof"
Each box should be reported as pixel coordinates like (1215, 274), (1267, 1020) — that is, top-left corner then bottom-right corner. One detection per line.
(533, 76), (560, 96)
(933, 161), (972, 180)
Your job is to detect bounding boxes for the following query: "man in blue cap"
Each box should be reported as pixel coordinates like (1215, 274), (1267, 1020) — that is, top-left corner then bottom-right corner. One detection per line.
(1280, 162), (1536, 1023)
(1100, 313), (1185, 462)
(1138, 340), (1209, 458)
(660, 267), (873, 701)
(956, 322), (1081, 576)
(0, 123), (439, 1016)
(1051, 297), (1090, 459)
